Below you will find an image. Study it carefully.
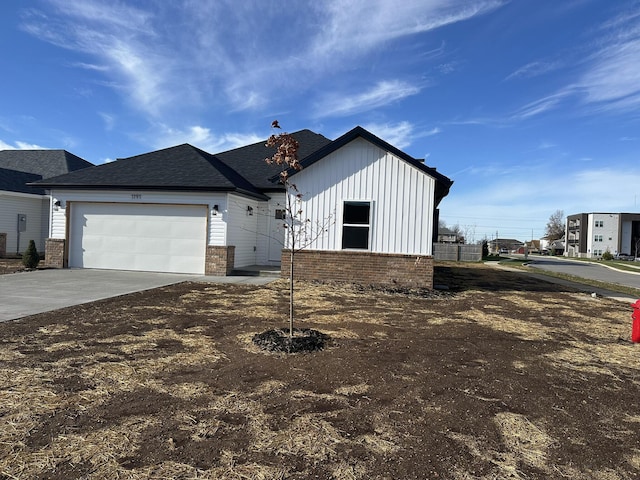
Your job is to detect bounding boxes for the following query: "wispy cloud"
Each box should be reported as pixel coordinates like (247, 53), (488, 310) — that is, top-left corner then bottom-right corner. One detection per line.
(364, 121), (416, 149)
(510, 3), (640, 120)
(310, 0), (506, 59)
(511, 91), (573, 120)
(21, 0), (172, 116)
(71, 62), (109, 72)
(315, 80), (421, 118)
(21, 0), (507, 121)
(98, 112), (115, 131)
(145, 124), (262, 154)
(504, 60), (561, 81)
(363, 122), (441, 151)
(0, 140), (47, 150)
(537, 141), (557, 150)
(577, 32), (640, 112)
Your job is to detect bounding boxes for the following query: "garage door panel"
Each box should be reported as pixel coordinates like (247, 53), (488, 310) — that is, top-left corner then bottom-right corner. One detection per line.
(69, 203), (207, 274)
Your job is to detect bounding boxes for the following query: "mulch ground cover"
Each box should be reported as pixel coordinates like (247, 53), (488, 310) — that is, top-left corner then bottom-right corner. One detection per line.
(1, 261), (639, 479)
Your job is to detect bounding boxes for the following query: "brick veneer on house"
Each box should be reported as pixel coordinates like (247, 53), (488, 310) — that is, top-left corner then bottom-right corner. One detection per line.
(0, 233), (6, 258)
(205, 245), (235, 276)
(281, 249), (434, 289)
(45, 238), (66, 268)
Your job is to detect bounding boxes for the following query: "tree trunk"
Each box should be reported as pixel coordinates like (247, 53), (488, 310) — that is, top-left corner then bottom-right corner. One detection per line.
(289, 250), (294, 338)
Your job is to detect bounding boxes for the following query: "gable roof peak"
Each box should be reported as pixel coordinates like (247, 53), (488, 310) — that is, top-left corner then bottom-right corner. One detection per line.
(283, 125), (453, 206)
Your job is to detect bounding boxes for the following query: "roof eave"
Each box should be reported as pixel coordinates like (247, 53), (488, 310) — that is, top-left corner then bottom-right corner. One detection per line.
(31, 183), (269, 201)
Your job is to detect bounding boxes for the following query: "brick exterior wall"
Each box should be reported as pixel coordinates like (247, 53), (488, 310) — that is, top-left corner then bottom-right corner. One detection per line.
(281, 249), (434, 289)
(0, 233), (6, 258)
(205, 245), (235, 276)
(45, 238), (66, 268)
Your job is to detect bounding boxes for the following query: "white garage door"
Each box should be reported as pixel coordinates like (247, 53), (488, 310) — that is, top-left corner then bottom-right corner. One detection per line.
(69, 203), (207, 274)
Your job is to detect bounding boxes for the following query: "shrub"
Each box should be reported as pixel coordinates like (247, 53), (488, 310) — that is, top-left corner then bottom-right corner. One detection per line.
(602, 250), (614, 261)
(22, 240), (40, 269)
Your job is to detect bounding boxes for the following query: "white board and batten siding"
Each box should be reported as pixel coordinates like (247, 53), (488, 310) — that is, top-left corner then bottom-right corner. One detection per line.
(291, 137), (436, 256)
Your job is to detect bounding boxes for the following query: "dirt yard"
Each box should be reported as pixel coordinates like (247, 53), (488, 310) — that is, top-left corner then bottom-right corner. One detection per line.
(1, 262), (639, 479)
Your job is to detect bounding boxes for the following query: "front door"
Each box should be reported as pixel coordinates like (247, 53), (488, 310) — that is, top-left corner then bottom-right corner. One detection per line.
(268, 207), (286, 263)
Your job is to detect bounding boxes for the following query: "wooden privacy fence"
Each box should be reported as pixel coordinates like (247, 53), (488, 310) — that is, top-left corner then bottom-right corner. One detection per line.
(433, 243), (482, 262)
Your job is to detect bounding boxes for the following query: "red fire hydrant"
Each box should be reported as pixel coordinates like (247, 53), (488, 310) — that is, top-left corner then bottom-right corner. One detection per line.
(632, 300), (640, 343)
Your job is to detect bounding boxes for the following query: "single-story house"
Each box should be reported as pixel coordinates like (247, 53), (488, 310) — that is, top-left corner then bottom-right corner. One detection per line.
(0, 150), (93, 256)
(515, 240), (541, 254)
(34, 126), (453, 288)
(540, 237), (565, 255)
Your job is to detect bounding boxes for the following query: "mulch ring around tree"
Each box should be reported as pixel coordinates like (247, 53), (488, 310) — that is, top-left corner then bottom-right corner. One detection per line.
(252, 327), (330, 353)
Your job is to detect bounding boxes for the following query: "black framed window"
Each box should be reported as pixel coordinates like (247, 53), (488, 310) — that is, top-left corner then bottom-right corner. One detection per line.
(342, 201), (370, 249)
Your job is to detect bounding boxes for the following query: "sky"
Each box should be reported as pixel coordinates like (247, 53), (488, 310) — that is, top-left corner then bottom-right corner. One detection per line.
(1, 0), (640, 243)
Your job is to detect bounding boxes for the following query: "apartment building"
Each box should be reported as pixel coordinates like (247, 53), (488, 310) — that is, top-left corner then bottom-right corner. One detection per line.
(565, 212), (640, 258)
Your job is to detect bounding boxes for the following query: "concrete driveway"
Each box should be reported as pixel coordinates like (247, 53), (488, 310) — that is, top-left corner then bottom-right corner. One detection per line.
(0, 268), (274, 322)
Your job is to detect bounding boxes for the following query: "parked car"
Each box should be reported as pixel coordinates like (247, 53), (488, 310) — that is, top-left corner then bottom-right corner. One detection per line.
(614, 253), (635, 261)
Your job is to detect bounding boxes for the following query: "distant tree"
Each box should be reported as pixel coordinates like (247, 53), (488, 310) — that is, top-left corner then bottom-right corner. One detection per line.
(545, 209), (565, 241)
(450, 224), (462, 243)
(460, 224), (476, 244)
(22, 240), (40, 269)
(481, 239), (489, 257)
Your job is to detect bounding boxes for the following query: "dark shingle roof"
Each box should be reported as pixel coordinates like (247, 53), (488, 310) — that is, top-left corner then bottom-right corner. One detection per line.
(31, 127), (453, 206)
(0, 150), (93, 178)
(0, 168), (43, 194)
(35, 143), (268, 200)
(34, 130), (332, 197)
(0, 149), (93, 195)
(215, 129), (332, 190)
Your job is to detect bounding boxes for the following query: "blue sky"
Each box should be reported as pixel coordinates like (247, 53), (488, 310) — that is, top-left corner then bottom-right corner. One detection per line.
(2, 0), (639, 242)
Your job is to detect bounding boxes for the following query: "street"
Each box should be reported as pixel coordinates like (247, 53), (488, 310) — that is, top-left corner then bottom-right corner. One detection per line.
(524, 255), (640, 290)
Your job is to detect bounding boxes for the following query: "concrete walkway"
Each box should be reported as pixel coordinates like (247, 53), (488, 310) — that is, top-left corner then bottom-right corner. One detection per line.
(0, 268), (276, 322)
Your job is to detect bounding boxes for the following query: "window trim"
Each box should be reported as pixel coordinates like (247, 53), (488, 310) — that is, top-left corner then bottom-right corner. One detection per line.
(341, 200), (373, 250)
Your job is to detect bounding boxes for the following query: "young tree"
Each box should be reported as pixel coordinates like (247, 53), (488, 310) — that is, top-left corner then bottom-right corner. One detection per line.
(545, 209), (565, 241)
(265, 121), (331, 337)
(22, 239), (40, 269)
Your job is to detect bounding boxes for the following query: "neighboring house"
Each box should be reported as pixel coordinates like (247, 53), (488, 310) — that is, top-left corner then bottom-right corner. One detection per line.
(489, 238), (524, 254)
(566, 212), (640, 258)
(515, 239), (540, 254)
(0, 150), (93, 256)
(540, 237), (565, 255)
(437, 227), (458, 243)
(34, 126), (453, 288)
